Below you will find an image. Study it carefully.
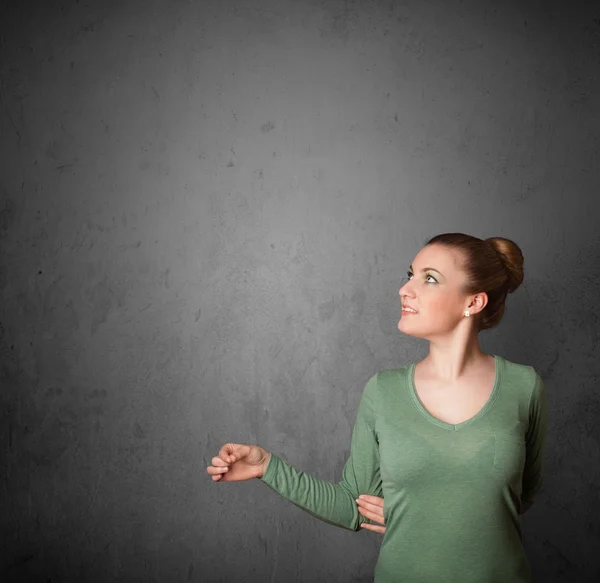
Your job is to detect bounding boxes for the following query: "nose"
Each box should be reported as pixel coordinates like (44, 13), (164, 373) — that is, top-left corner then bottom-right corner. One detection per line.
(399, 280), (413, 300)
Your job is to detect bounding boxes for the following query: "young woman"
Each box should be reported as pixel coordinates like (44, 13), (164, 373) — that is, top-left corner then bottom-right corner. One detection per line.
(207, 233), (548, 583)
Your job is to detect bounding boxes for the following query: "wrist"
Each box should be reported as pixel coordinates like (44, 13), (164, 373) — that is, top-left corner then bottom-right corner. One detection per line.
(259, 449), (271, 479)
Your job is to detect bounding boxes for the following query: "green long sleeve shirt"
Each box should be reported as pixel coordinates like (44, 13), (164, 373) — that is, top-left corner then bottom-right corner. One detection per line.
(259, 354), (548, 582)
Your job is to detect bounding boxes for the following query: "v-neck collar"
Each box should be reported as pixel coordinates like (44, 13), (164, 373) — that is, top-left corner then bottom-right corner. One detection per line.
(405, 354), (503, 432)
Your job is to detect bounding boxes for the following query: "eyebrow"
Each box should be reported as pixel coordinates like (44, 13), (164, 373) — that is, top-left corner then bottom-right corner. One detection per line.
(409, 264), (443, 276)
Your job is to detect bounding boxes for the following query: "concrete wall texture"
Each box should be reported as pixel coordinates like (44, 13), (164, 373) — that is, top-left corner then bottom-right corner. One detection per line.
(1, 0), (599, 581)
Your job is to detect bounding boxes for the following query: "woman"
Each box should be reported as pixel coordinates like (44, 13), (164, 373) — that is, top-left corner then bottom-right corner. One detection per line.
(207, 233), (548, 582)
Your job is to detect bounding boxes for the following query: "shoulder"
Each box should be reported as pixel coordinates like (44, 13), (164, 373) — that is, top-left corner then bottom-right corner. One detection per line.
(500, 354), (541, 380)
(499, 355), (544, 402)
(362, 364), (411, 398)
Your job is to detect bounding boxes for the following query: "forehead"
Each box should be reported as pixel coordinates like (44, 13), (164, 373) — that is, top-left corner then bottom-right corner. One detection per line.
(412, 245), (463, 272)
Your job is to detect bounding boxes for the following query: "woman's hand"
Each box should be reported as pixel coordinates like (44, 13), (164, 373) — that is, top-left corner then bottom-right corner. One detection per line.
(207, 443), (271, 482)
(356, 494), (386, 534)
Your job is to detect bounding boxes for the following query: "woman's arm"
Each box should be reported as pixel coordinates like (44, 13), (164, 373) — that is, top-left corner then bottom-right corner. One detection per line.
(259, 373), (383, 531)
(520, 372), (548, 514)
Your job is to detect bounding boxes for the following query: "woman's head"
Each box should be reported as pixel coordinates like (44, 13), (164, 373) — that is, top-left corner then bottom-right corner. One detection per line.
(398, 233), (524, 339)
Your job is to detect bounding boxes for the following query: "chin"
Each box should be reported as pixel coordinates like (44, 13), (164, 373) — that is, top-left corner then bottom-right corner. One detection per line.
(398, 319), (421, 339)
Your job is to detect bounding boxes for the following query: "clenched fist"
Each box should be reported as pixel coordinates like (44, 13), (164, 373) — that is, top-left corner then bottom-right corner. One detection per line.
(207, 443), (271, 482)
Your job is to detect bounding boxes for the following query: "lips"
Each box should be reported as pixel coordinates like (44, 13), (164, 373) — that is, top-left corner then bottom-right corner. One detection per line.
(402, 305), (418, 313)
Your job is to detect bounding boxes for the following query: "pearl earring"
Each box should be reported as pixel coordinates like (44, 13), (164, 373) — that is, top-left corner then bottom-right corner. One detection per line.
(465, 310), (470, 317)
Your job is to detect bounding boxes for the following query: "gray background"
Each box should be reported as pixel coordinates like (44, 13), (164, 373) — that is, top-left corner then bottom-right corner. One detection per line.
(1, 0), (599, 581)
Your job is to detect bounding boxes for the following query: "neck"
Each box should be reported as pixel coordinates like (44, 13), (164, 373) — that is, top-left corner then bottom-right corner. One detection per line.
(421, 328), (490, 382)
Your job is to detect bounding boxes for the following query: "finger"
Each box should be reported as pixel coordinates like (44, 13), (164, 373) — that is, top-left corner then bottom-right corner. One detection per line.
(221, 443), (251, 464)
(357, 498), (381, 512)
(358, 495), (384, 507)
(212, 456), (229, 467)
(360, 523), (386, 534)
(356, 499), (385, 520)
(211, 466), (232, 481)
(357, 506), (384, 525)
(207, 465), (230, 476)
(218, 444), (239, 463)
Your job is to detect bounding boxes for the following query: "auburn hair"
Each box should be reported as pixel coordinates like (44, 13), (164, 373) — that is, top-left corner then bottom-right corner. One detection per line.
(424, 233), (525, 331)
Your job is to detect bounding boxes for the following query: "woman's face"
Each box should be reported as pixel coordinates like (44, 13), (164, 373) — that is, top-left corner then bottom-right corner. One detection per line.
(397, 244), (474, 339)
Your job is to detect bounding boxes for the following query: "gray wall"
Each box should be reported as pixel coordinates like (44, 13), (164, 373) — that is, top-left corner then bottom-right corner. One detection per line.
(1, 0), (599, 581)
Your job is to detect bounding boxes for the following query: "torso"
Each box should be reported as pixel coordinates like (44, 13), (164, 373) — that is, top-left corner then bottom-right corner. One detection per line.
(413, 355), (497, 425)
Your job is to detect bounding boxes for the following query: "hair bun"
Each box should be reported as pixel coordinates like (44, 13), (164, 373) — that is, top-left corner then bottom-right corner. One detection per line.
(485, 237), (524, 294)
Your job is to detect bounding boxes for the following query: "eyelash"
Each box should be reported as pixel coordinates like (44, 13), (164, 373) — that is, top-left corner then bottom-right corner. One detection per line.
(406, 271), (437, 284)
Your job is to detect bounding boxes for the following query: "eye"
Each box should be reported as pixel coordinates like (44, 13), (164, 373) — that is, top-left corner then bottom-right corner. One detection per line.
(406, 271), (437, 284)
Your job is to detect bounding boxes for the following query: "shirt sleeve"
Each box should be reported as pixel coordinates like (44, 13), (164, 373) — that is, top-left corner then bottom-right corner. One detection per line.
(520, 371), (548, 513)
(259, 372), (383, 531)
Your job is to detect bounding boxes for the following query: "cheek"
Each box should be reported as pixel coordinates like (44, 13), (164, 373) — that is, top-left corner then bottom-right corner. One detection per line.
(425, 297), (463, 325)
(427, 297), (456, 316)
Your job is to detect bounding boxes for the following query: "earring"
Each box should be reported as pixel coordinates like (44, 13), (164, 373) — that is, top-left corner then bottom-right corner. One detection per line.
(465, 310), (470, 317)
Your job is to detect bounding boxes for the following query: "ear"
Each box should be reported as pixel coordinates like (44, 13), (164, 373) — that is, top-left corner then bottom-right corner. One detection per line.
(469, 292), (489, 314)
